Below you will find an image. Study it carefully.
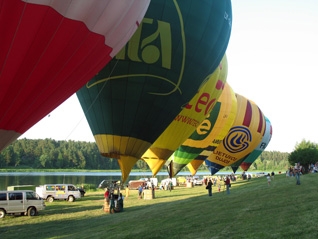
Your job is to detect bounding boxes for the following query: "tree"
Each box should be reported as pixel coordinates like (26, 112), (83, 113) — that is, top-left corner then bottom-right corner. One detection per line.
(288, 140), (318, 173)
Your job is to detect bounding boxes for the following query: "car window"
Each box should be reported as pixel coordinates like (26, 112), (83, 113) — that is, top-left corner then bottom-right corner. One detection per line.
(9, 192), (23, 200)
(0, 193), (7, 201)
(26, 191), (37, 200)
(46, 185), (55, 191)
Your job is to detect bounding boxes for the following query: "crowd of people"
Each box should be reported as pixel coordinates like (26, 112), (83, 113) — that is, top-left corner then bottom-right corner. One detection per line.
(286, 162), (303, 185)
(204, 175), (232, 196)
(102, 165), (309, 210)
(103, 184), (124, 213)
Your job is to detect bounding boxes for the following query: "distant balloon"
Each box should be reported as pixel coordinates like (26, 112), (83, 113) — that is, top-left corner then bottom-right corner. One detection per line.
(171, 82), (237, 176)
(77, 0), (232, 182)
(0, 0), (150, 152)
(143, 55), (228, 176)
(205, 94), (266, 175)
(239, 117), (272, 171)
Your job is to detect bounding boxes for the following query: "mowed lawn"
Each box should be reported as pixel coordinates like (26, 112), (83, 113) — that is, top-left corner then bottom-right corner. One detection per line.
(1, 173), (318, 239)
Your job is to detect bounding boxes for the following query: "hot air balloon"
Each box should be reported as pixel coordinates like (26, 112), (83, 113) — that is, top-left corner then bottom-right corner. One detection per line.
(239, 116), (272, 171)
(171, 82), (237, 176)
(142, 55), (228, 177)
(205, 94), (265, 175)
(77, 0), (232, 182)
(0, 0), (150, 152)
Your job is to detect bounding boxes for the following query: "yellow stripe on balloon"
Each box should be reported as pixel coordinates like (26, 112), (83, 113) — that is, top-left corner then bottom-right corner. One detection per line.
(142, 55), (228, 176)
(185, 82), (237, 174)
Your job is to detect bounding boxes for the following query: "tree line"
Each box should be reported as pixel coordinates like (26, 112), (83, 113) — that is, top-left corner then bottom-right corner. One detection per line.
(0, 138), (291, 172)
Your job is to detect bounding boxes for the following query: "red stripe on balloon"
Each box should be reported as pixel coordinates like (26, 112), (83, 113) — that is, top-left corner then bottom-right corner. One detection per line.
(257, 107), (264, 133)
(242, 100), (252, 127)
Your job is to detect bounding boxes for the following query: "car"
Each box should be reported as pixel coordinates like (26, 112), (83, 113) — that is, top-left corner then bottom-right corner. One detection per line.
(35, 184), (81, 202)
(0, 190), (45, 218)
(193, 177), (203, 186)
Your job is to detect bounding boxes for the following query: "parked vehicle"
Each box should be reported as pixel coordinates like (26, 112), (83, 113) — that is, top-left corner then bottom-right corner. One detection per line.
(35, 184), (81, 202)
(128, 180), (146, 190)
(0, 190), (45, 218)
(193, 176), (203, 186)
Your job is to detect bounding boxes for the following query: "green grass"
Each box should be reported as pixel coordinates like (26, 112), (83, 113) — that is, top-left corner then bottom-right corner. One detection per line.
(1, 173), (318, 239)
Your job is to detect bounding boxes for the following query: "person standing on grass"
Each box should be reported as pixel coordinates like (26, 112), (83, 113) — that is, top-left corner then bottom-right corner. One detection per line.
(217, 179), (221, 192)
(138, 184), (143, 199)
(225, 176), (231, 194)
(206, 179), (213, 196)
(295, 162), (302, 185)
(267, 173), (271, 186)
(109, 191), (115, 213)
(104, 188), (109, 202)
(125, 185), (130, 199)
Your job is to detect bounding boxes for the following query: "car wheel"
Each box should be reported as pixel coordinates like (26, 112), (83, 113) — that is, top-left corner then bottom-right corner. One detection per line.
(47, 196), (54, 203)
(27, 207), (37, 216)
(68, 195), (75, 202)
(0, 209), (5, 218)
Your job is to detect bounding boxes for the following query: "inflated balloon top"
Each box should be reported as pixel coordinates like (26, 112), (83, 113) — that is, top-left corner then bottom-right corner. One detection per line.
(174, 82), (237, 176)
(239, 116), (272, 172)
(205, 93), (266, 175)
(143, 55), (228, 177)
(77, 0), (232, 182)
(0, 0), (150, 152)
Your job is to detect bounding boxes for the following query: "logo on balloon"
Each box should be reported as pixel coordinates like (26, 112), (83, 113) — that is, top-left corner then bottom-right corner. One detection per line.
(223, 126), (252, 153)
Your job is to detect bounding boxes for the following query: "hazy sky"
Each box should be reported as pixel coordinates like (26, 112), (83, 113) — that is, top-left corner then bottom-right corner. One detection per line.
(20, 0), (318, 153)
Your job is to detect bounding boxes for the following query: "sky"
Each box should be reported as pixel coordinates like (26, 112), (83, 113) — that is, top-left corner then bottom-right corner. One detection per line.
(19, 0), (318, 153)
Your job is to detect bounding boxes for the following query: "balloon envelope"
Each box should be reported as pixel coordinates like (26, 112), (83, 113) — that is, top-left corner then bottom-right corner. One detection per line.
(143, 55), (228, 176)
(239, 116), (272, 171)
(0, 0), (150, 152)
(171, 82), (237, 176)
(205, 94), (266, 175)
(77, 0), (232, 182)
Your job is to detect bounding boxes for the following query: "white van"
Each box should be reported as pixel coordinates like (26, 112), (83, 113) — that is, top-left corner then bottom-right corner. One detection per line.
(0, 190), (45, 218)
(36, 184), (81, 202)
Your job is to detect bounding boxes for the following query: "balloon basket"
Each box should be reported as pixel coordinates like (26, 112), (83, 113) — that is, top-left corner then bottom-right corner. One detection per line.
(186, 182), (193, 188)
(103, 200), (110, 213)
(143, 189), (155, 200)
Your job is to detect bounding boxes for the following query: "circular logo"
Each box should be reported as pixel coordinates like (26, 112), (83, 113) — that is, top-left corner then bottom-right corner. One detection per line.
(223, 126), (252, 153)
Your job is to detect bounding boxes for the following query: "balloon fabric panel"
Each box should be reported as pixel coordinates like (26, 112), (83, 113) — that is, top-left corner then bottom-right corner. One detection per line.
(205, 94), (266, 175)
(77, 0), (232, 182)
(0, 0), (150, 152)
(172, 82), (237, 176)
(240, 117), (273, 171)
(143, 55), (228, 176)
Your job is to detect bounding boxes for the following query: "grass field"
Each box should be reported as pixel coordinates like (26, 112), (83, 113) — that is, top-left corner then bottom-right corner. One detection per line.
(1, 173), (318, 239)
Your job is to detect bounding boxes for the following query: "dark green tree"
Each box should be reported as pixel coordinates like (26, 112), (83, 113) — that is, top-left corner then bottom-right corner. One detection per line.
(288, 147), (318, 173)
(288, 139), (318, 173)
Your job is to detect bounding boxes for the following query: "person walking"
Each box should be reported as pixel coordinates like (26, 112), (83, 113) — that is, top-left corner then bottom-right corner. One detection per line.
(267, 173), (271, 186)
(206, 179), (213, 196)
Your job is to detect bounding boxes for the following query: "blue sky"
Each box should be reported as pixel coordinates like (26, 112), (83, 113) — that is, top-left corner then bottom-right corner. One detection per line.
(20, 0), (318, 153)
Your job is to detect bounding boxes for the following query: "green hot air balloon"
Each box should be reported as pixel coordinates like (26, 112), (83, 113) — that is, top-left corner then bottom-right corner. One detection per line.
(77, 0), (232, 182)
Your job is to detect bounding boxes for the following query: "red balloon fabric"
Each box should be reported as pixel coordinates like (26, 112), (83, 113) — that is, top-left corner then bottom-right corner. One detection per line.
(0, 0), (150, 151)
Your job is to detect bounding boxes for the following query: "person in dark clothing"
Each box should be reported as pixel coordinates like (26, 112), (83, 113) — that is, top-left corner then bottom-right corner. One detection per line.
(206, 179), (213, 196)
